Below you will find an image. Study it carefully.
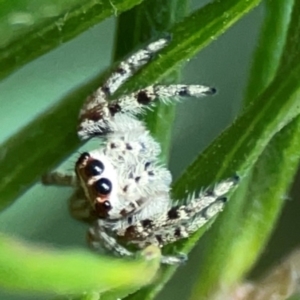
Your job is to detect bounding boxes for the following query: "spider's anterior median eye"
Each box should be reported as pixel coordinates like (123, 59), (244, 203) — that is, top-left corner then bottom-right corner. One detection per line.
(95, 178), (112, 195)
(86, 160), (105, 176)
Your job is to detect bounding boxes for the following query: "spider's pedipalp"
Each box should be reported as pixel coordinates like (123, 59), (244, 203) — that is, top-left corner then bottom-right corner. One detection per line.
(88, 226), (134, 258)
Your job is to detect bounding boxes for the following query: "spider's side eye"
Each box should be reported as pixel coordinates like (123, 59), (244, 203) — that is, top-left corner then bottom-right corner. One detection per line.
(103, 201), (111, 210)
(86, 160), (105, 176)
(94, 201), (111, 218)
(95, 178), (112, 195)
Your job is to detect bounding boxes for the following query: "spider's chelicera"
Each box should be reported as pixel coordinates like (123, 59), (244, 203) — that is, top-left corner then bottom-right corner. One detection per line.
(43, 38), (238, 264)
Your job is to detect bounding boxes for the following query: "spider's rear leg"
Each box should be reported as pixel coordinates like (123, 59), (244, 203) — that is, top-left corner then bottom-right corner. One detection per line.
(101, 38), (170, 96)
(135, 197), (228, 265)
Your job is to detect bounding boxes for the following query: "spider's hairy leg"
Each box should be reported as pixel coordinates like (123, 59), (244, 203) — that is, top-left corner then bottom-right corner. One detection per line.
(101, 38), (170, 96)
(109, 84), (216, 116)
(88, 223), (187, 265)
(42, 171), (78, 187)
(165, 175), (240, 228)
(88, 224), (135, 258)
(78, 38), (170, 140)
(122, 176), (239, 250)
(138, 197), (228, 265)
(78, 83), (216, 138)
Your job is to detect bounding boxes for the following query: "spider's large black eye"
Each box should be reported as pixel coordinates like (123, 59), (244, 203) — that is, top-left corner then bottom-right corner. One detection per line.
(86, 160), (105, 176)
(94, 178), (112, 194)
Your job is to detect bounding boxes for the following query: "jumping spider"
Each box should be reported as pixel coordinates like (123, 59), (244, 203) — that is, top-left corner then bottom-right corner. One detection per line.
(43, 38), (238, 264)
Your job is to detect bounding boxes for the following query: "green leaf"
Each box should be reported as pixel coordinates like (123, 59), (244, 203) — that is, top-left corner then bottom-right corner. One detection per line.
(190, 116), (300, 299)
(0, 0), (144, 80)
(0, 0), (261, 210)
(245, 0), (293, 103)
(189, 0), (298, 298)
(0, 235), (161, 294)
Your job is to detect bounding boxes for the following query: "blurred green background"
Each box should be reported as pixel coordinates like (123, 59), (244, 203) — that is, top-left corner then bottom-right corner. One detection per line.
(1, 1), (300, 299)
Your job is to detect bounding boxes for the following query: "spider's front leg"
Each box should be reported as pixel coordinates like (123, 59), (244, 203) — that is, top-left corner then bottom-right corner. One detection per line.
(87, 176), (238, 265)
(78, 83), (216, 141)
(78, 38), (170, 140)
(118, 176), (239, 264)
(77, 37), (216, 141)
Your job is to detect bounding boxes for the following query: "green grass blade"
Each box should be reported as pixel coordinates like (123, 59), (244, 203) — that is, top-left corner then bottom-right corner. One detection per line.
(245, 0), (293, 103)
(0, 0), (143, 81)
(0, 0), (261, 210)
(279, 0), (300, 72)
(0, 235), (161, 294)
(189, 0), (299, 297)
(190, 116), (300, 299)
(222, 116), (300, 290)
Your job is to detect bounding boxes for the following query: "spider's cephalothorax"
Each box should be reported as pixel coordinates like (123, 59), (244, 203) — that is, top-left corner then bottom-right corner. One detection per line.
(43, 38), (239, 264)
